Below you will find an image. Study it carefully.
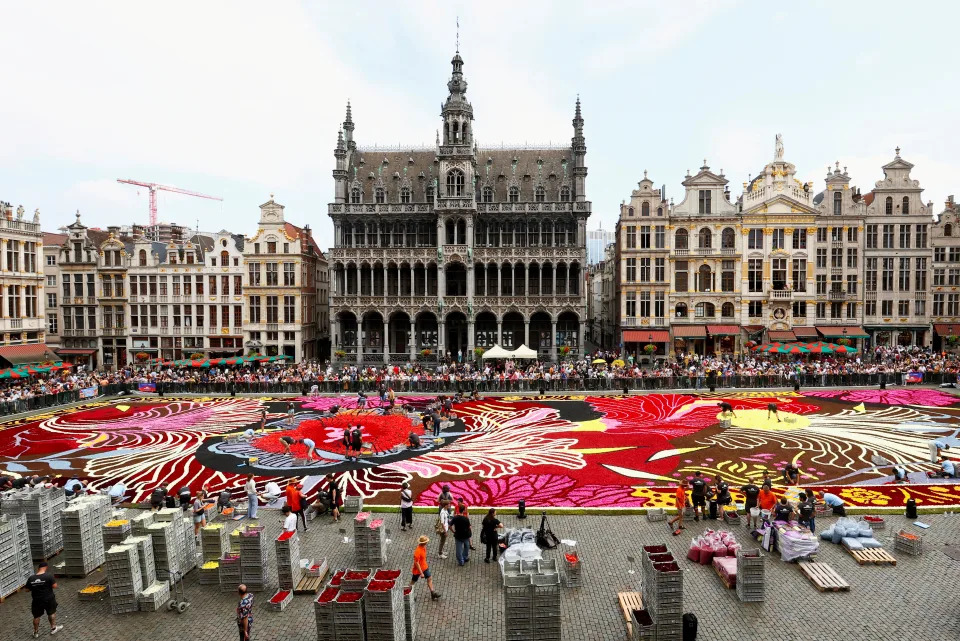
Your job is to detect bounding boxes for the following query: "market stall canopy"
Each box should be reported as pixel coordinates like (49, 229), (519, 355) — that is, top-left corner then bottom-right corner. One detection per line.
(752, 342), (810, 354)
(623, 330), (670, 342)
(797, 341), (859, 355)
(481, 344), (512, 359)
(0, 344), (59, 367)
(513, 345), (538, 359)
(792, 326), (819, 339)
(706, 325), (740, 336)
(672, 325), (707, 338)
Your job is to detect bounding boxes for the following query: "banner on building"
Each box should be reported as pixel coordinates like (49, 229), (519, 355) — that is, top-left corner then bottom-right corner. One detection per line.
(138, 382), (157, 393)
(79, 386), (98, 399)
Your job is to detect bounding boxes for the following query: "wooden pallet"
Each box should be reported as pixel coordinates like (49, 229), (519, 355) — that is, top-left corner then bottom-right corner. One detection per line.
(846, 546), (897, 566)
(713, 562), (735, 589)
(0, 586), (24, 603)
(617, 591), (643, 641)
(798, 561), (850, 592)
(294, 566), (330, 595)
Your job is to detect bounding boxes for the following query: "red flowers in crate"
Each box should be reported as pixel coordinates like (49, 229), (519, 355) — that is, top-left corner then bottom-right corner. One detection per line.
(336, 592), (363, 603)
(270, 590), (291, 603)
(251, 414), (423, 457)
(366, 580), (395, 592)
(374, 570), (401, 581)
(317, 588), (339, 603)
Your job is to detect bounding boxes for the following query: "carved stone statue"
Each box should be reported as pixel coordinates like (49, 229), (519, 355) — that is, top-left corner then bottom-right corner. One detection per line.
(437, 246), (444, 263)
(33, 208), (40, 223)
(16, 205), (24, 219)
(775, 134), (784, 160)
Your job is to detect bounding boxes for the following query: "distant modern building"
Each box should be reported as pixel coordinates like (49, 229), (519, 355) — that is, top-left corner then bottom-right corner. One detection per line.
(586, 227), (614, 265)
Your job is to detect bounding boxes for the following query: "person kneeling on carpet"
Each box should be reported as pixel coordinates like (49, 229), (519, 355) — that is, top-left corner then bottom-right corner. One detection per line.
(408, 432), (422, 449)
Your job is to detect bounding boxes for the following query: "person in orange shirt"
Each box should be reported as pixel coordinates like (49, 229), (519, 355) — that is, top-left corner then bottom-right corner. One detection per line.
(409, 535), (441, 601)
(667, 484), (687, 534)
(757, 485), (777, 522)
(285, 481), (307, 532)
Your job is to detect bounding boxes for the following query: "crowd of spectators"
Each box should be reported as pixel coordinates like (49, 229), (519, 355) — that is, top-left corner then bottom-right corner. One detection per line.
(0, 344), (956, 414)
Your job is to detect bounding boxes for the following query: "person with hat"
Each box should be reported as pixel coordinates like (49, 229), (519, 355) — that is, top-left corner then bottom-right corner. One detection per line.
(409, 535), (441, 601)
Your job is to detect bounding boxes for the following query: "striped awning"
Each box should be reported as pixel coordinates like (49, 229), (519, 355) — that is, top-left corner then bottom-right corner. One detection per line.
(767, 330), (797, 341)
(706, 325), (740, 336)
(623, 330), (670, 343)
(792, 326), (819, 338)
(0, 344), (59, 366)
(672, 325), (707, 338)
(817, 325), (868, 339)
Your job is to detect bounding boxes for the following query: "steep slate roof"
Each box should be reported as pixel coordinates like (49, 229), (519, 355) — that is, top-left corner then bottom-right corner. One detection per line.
(285, 222), (323, 257)
(43, 232), (67, 246)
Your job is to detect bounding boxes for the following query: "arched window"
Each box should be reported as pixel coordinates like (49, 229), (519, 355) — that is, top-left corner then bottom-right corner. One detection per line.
(675, 228), (689, 249)
(721, 227), (735, 248)
(221, 251), (229, 265)
(350, 186), (361, 204)
(695, 302), (716, 318)
(559, 186), (571, 202)
(885, 196), (893, 215)
(657, 206), (663, 216)
(698, 228), (712, 249)
(945, 223), (954, 237)
(697, 264), (712, 292)
(482, 186), (494, 203)
(833, 191), (842, 215)
(535, 186), (545, 202)
(508, 186), (520, 203)
(446, 169), (465, 197)
(628, 207), (634, 217)
(139, 249), (147, 266)
(902, 196), (909, 214)
(675, 303), (688, 318)
(375, 187), (385, 204)
(721, 302), (735, 317)
(400, 187), (411, 203)
(641, 202), (650, 216)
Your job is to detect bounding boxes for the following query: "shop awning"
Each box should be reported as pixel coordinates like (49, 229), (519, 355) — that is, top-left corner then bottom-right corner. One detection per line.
(55, 348), (97, 355)
(792, 326), (819, 339)
(934, 324), (960, 336)
(623, 330), (670, 343)
(817, 325), (869, 339)
(0, 343), (60, 366)
(706, 325), (740, 336)
(767, 330), (797, 341)
(741, 325), (765, 334)
(672, 325), (707, 338)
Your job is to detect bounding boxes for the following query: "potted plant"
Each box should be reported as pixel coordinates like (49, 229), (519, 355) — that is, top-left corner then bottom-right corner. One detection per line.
(836, 338), (852, 347)
(189, 352), (204, 359)
(334, 349), (346, 359)
(420, 348), (432, 359)
(135, 352), (149, 362)
(643, 344), (657, 355)
(947, 336), (959, 347)
(559, 345), (571, 358)
(474, 347), (485, 359)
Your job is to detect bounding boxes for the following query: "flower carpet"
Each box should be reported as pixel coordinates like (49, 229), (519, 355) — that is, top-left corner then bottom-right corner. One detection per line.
(1, 389), (958, 509)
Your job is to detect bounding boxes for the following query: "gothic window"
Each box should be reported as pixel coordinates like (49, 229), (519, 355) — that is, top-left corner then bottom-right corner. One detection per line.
(400, 187), (411, 203)
(885, 196), (893, 215)
(559, 186), (570, 202)
(426, 185), (435, 201)
(641, 202), (650, 216)
(482, 186), (494, 203)
(946, 223), (953, 237)
(902, 196), (910, 214)
(446, 169), (465, 197)
(375, 187), (385, 203)
(508, 186), (520, 203)
(350, 186), (361, 203)
(535, 186), (545, 202)
(674, 228), (688, 250)
(833, 192), (842, 215)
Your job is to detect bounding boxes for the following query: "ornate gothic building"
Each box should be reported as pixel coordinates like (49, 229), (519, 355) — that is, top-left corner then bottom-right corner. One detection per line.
(328, 50), (591, 364)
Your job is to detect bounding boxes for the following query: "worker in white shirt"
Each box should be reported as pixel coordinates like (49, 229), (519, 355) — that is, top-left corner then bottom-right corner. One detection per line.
(244, 474), (258, 520)
(281, 505), (297, 533)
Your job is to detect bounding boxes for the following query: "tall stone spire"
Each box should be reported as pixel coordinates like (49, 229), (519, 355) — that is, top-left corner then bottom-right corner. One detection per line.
(441, 49), (473, 146)
(571, 96), (587, 202)
(333, 129), (348, 203)
(343, 100), (356, 151)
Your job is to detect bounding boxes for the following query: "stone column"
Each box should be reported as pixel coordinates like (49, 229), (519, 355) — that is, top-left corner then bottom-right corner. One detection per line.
(497, 264), (502, 297)
(438, 319), (446, 360)
(467, 320), (475, 361)
(579, 320), (586, 355)
(410, 264), (415, 298)
(524, 320), (530, 347)
(409, 319), (416, 361)
(551, 320), (558, 362)
(496, 320), (503, 346)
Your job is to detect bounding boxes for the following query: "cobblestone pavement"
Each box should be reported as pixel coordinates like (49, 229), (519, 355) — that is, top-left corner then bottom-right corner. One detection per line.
(2, 508), (960, 641)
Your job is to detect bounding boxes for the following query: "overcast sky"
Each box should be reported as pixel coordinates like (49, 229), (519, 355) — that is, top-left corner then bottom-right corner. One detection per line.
(1, 1), (957, 248)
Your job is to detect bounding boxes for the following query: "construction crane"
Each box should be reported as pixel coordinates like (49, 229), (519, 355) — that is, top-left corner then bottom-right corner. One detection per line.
(117, 179), (222, 227)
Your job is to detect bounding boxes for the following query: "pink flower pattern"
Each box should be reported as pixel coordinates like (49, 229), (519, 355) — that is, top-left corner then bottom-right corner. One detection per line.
(415, 473), (650, 508)
(803, 388), (960, 407)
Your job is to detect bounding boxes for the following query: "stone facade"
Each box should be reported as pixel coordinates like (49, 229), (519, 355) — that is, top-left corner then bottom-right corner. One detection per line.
(327, 50), (591, 364)
(931, 195), (960, 350)
(615, 139), (944, 357)
(0, 202), (45, 355)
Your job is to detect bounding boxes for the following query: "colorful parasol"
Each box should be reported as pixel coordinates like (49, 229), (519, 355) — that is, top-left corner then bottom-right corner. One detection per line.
(752, 342), (810, 354)
(797, 341), (859, 355)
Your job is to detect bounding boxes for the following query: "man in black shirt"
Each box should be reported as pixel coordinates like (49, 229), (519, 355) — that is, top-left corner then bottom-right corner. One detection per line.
(740, 481), (761, 530)
(27, 562), (62, 636)
(689, 471), (707, 522)
(715, 476), (732, 507)
(773, 497), (793, 522)
(797, 492), (816, 534)
(449, 512), (472, 566)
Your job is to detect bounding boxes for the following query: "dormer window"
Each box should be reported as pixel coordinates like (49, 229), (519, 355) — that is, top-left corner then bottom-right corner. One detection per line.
(698, 190), (712, 214)
(400, 187), (411, 203)
(508, 186), (520, 203)
(350, 187), (361, 204)
(559, 186), (571, 202)
(885, 196), (893, 215)
(535, 186), (545, 202)
(139, 249), (147, 266)
(446, 169), (465, 197)
(426, 185), (435, 201)
(641, 202), (650, 217)
(902, 196), (909, 214)
(833, 192), (842, 215)
(375, 187), (385, 203)
(482, 186), (494, 203)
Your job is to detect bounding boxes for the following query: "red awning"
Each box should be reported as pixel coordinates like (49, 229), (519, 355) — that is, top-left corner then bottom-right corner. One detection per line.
(934, 324), (960, 336)
(672, 325), (707, 338)
(792, 326), (819, 338)
(767, 330), (797, 341)
(741, 325), (764, 333)
(706, 325), (740, 336)
(0, 343), (60, 366)
(623, 330), (670, 343)
(817, 325), (869, 339)
(55, 348), (97, 355)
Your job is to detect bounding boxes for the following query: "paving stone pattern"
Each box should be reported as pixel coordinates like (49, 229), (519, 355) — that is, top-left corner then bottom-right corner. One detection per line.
(2, 510), (960, 640)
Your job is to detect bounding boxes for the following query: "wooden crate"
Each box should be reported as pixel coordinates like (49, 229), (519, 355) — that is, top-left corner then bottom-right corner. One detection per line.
(845, 547), (897, 566)
(798, 561), (850, 592)
(617, 591), (643, 641)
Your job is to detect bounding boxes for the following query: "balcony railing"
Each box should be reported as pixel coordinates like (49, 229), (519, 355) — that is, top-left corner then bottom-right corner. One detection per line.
(694, 247), (715, 255)
(10, 319), (22, 329)
(769, 288), (793, 300)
